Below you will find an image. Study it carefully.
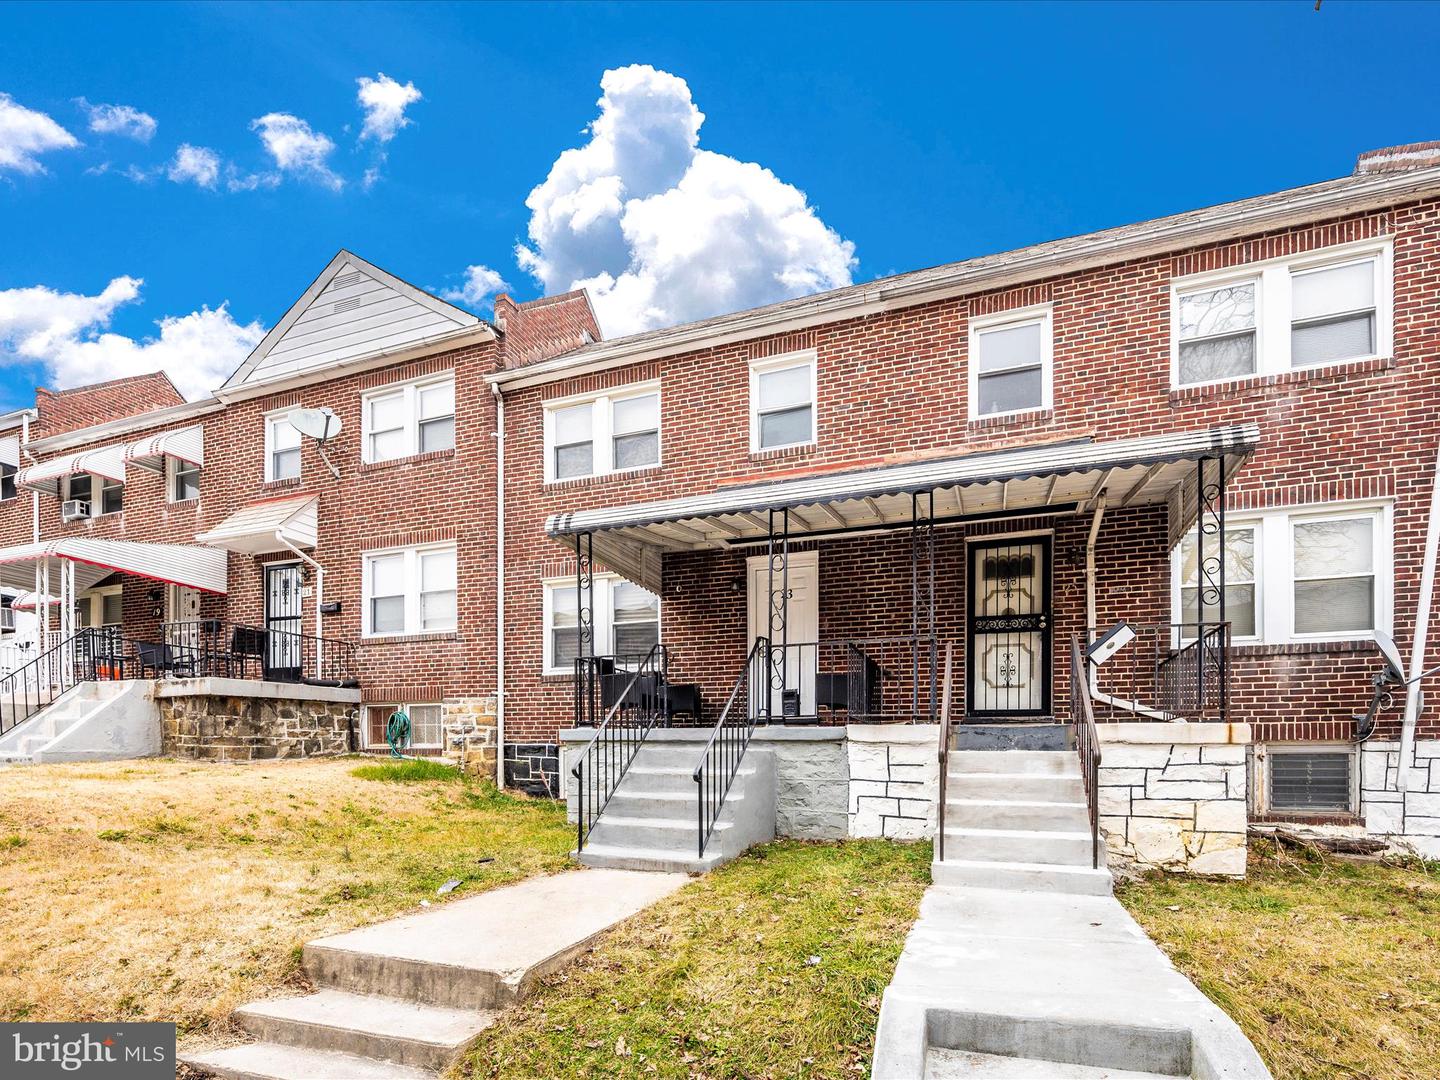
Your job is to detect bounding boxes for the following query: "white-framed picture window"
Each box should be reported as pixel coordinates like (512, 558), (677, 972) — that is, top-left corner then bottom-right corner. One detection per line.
(969, 306), (1053, 419)
(365, 702), (444, 750)
(544, 382), (661, 482)
(168, 456), (201, 503)
(1171, 240), (1392, 387)
(265, 413), (301, 481)
(750, 351), (816, 452)
(362, 543), (458, 637)
(1171, 501), (1391, 645)
(362, 374), (456, 463)
(542, 574), (661, 674)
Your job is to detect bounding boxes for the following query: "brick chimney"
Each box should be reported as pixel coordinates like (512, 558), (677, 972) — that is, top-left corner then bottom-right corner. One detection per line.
(495, 290), (603, 369)
(1355, 141), (1440, 175)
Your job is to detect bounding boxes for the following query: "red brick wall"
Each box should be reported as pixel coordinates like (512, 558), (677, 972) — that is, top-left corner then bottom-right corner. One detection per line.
(495, 291), (601, 369)
(33, 373), (184, 439)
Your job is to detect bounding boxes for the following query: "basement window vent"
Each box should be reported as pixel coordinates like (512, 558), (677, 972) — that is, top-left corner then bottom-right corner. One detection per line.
(333, 297), (363, 314)
(333, 271), (365, 290)
(1268, 748), (1354, 813)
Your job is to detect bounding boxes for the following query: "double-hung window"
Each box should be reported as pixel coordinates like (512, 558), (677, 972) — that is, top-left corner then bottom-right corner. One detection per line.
(169, 456), (201, 502)
(543, 575), (661, 674)
(1173, 503), (1389, 644)
(544, 384), (661, 482)
(0, 464), (15, 502)
(969, 306), (1052, 419)
(63, 473), (121, 517)
(363, 375), (456, 463)
(1172, 241), (1391, 387)
(266, 414), (301, 481)
(750, 353), (816, 451)
(363, 544), (458, 637)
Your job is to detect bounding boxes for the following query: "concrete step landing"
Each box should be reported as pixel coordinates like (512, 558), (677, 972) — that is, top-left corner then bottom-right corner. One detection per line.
(927, 1048), (1187, 1078)
(179, 1042), (435, 1080)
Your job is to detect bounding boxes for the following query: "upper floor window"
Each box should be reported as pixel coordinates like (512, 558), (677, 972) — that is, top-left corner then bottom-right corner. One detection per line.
(969, 306), (1052, 419)
(544, 383), (660, 482)
(266, 414), (301, 481)
(1172, 241), (1391, 387)
(362, 543), (457, 637)
(363, 375), (456, 463)
(0, 464), (15, 502)
(168, 456), (201, 503)
(64, 473), (122, 518)
(750, 352), (816, 452)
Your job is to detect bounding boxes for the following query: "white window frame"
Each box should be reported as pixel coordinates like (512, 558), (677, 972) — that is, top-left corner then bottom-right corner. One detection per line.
(167, 455), (201, 503)
(749, 351), (817, 453)
(1255, 742), (1358, 816)
(967, 304), (1054, 421)
(1170, 500), (1392, 645)
(541, 574), (662, 676)
(1173, 519), (1263, 645)
(361, 542), (458, 638)
(361, 372), (457, 464)
(63, 473), (122, 519)
(1170, 238), (1394, 389)
(363, 701), (445, 751)
(75, 584), (123, 628)
(264, 410), (302, 483)
(542, 381), (662, 483)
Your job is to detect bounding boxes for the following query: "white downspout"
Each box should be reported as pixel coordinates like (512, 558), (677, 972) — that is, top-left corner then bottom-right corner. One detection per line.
(1084, 494), (1172, 721)
(1400, 443), (1440, 791)
(491, 382), (506, 789)
(275, 531), (324, 676)
(21, 410), (41, 648)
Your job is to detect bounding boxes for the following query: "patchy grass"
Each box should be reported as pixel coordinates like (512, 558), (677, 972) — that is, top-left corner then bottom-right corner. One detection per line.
(1118, 842), (1440, 1080)
(462, 839), (931, 1080)
(350, 758), (462, 783)
(0, 758), (570, 1045)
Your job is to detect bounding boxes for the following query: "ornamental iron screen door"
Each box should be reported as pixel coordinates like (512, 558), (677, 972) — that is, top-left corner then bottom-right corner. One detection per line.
(264, 563), (304, 681)
(966, 536), (1051, 717)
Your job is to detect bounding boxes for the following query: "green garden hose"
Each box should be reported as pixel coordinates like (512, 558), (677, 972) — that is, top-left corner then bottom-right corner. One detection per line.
(385, 709), (415, 759)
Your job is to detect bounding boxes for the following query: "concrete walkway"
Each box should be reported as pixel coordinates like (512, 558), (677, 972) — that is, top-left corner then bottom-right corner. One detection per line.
(182, 867), (688, 1079)
(873, 885), (1271, 1079)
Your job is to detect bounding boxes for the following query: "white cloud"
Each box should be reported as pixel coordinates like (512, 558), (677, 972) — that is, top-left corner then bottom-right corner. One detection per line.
(356, 74), (422, 143)
(442, 265), (509, 309)
(168, 144), (221, 188)
(0, 277), (265, 399)
(250, 112), (342, 190)
(0, 92), (80, 175)
(80, 100), (157, 142)
(515, 64), (855, 337)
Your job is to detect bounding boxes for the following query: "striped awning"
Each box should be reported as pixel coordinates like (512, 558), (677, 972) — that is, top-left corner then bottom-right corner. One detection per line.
(194, 494), (318, 555)
(17, 444), (126, 494)
(546, 425), (1259, 592)
(0, 538), (228, 594)
(125, 425), (204, 473)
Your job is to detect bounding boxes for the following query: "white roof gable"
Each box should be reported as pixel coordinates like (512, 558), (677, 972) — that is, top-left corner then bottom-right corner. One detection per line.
(224, 250), (483, 389)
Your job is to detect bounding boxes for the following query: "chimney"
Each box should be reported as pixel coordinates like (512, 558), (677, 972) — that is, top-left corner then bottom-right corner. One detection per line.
(1355, 141), (1440, 175)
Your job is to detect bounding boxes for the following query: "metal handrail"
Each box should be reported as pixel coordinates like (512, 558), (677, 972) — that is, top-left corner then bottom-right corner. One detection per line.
(935, 643), (954, 863)
(692, 637), (767, 859)
(0, 631), (87, 738)
(570, 643), (669, 851)
(1070, 634), (1103, 869)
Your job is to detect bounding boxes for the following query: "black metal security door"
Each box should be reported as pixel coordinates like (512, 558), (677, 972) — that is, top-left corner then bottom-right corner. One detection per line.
(967, 537), (1052, 717)
(264, 564), (304, 680)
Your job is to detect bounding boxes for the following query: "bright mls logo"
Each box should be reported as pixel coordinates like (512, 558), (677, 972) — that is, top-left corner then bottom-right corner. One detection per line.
(2, 1024), (174, 1079)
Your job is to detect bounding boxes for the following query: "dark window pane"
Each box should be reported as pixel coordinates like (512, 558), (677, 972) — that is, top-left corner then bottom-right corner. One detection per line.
(1270, 751), (1351, 811)
(1178, 332), (1256, 384)
(552, 627), (580, 668)
(976, 367), (1042, 415)
(101, 483), (123, 515)
(1181, 584), (1255, 637)
(614, 621), (659, 656)
(69, 475), (92, 502)
(0, 465), (15, 501)
(614, 431), (659, 469)
(555, 441), (593, 479)
(1294, 577), (1373, 634)
(419, 416), (455, 454)
(1292, 312), (1375, 368)
(758, 405), (812, 448)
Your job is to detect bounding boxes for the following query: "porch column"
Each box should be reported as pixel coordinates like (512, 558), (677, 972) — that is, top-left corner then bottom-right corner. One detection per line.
(766, 508), (790, 725)
(1195, 456), (1228, 719)
(574, 532), (596, 725)
(911, 491), (937, 721)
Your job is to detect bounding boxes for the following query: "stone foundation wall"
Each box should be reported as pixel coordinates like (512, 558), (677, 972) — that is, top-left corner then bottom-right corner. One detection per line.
(1359, 739), (1440, 859)
(1097, 723), (1251, 876)
(443, 695), (498, 778)
(847, 725), (939, 840)
(505, 741), (561, 797)
(160, 685), (359, 762)
(753, 729), (848, 839)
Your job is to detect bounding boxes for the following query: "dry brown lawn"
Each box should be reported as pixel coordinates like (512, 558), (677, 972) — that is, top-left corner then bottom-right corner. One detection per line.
(0, 758), (571, 1047)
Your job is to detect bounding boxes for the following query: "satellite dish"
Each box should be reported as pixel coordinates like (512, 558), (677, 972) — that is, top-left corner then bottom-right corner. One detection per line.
(288, 407), (342, 444)
(1373, 630), (1407, 681)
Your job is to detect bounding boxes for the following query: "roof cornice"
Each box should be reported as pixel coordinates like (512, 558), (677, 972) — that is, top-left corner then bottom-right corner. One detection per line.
(489, 165), (1440, 391)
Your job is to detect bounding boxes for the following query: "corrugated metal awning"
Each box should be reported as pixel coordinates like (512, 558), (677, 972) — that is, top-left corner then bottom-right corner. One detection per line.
(125, 425), (204, 473)
(17, 444), (127, 494)
(194, 494), (318, 555)
(546, 425), (1259, 593)
(0, 539), (228, 595)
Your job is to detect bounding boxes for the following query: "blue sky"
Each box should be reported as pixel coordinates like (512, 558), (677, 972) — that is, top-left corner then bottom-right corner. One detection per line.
(1, 0), (1437, 408)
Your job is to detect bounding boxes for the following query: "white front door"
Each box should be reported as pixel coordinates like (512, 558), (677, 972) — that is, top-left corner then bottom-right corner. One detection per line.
(166, 585), (201, 623)
(746, 550), (819, 718)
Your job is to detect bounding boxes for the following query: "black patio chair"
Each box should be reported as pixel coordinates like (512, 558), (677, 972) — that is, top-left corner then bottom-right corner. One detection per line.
(228, 626), (268, 679)
(136, 641), (200, 679)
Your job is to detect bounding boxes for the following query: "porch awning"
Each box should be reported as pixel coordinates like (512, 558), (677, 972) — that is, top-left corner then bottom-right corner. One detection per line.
(17, 444), (126, 494)
(0, 538), (228, 594)
(194, 494), (318, 555)
(125, 425), (204, 473)
(546, 425), (1259, 592)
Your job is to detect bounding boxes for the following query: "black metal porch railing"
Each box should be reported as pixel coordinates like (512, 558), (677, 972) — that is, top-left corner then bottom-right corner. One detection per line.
(1069, 634), (1103, 869)
(934, 643), (955, 863)
(160, 619), (358, 686)
(0, 631), (86, 738)
(755, 636), (940, 724)
(693, 637), (768, 859)
(571, 644), (670, 852)
(1086, 622), (1230, 722)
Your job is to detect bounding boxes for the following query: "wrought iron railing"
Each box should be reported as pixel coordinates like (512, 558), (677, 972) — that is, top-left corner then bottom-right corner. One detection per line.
(1085, 622), (1230, 721)
(161, 619), (358, 685)
(0, 631), (86, 738)
(754, 636), (940, 724)
(693, 638), (768, 858)
(572, 651), (662, 728)
(934, 643), (955, 863)
(1069, 634), (1103, 869)
(571, 644), (670, 851)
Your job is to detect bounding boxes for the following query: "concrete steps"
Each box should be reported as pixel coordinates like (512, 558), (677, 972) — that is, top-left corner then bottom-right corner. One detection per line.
(0, 679), (158, 764)
(574, 742), (776, 873)
(179, 1042), (435, 1080)
(927, 1048), (1187, 1078)
(931, 857), (1115, 896)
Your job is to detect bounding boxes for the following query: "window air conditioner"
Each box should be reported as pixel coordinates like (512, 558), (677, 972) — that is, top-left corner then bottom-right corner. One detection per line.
(61, 499), (90, 522)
